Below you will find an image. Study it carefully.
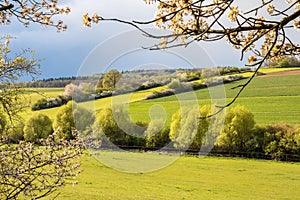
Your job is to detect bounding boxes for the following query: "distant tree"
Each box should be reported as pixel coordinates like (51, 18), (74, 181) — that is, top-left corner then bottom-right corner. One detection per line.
(23, 113), (53, 142)
(277, 56), (300, 68)
(102, 69), (122, 90)
(63, 83), (95, 102)
(63, 83), (82, 101)
(217, 105), (255, 152)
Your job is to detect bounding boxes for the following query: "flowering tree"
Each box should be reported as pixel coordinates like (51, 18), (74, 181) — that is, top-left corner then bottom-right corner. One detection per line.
(0, 0), (70, 31)
(84, 0), (300, 112)
(0, 2), (84, 199)
(0, 36), (39, 121)
(0, 130), (83, 200)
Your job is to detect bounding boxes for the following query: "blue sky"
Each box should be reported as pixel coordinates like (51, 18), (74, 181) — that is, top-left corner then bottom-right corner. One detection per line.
(5, 0), (295, 80)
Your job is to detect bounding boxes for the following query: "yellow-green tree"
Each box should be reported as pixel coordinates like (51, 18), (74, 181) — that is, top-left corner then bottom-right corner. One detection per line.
(23, 113), (53, 142)
(53, 101), (95, 140)
(217, 105), (255, 152)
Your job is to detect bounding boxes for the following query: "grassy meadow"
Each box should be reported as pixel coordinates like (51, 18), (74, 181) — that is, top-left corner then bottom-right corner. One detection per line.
(129, 71), (300, 125)
(47, 151), (300, 200)
(21, 68), (300, 199)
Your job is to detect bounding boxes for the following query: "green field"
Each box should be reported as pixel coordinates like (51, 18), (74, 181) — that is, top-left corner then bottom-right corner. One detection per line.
(129, 72), (300, 125)
(48, 151), (300, 200)
(22, 69), (300, 199)
(25, 69), (300, 125)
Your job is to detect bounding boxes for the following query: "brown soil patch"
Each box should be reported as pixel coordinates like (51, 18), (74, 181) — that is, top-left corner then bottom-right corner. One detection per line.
(257, 69), (300, 78)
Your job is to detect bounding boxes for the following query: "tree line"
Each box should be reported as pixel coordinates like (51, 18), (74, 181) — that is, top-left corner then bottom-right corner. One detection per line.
(5, 102), (300, 161)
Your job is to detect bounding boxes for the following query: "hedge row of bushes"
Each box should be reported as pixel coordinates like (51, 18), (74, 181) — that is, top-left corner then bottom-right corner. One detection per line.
(145, 75), (246, 100)
(90, 105), (300, 161)
(4, 103), (300, 161)
(2, 101), (95, 143)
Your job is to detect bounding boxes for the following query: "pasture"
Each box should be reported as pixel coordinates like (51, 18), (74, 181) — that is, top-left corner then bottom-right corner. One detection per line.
(49, 151), (300, 200)
(129, 72), (300, 125)
(25, 68), (300, 125)
(21, 68), (300, 199)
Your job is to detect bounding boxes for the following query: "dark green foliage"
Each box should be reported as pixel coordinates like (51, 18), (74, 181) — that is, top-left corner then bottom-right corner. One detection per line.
(277, 57), (300, 68)
(146, 127), (170, 148)
(0, 112), (6, 134)
(31, 98), (48, 111)
(145, 89), (175, 100)
(145, 119), (170, 148)
(264, 123), (300, 159)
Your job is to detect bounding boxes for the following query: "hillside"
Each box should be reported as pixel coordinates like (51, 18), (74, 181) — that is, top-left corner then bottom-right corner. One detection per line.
(24, 68), (300, 126)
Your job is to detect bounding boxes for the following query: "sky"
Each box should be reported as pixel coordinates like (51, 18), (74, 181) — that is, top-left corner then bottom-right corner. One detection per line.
(3, 0), (298, 80)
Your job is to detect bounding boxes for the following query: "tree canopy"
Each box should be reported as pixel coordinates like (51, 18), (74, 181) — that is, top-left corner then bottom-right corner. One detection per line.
(0, 0), (70, 31)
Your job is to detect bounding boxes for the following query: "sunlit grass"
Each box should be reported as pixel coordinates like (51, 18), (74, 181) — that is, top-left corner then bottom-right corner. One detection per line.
(48, 151), (300, 200)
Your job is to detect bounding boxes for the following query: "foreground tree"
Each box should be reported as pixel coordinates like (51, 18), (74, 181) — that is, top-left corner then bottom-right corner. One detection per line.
(85, 0), (300, 112)
(0, 36), (39, 121)
(0, 2), (84, 198)
(0, 0), (70, 31)
(0, 130), (83, 200)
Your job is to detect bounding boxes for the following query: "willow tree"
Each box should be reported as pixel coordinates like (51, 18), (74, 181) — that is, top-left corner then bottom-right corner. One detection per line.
(84, 0), (300, 112)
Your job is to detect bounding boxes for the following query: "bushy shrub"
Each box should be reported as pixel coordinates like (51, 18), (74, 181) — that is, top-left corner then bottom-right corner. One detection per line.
(97, 107), (128, 146)
(31, 98), (48, 111)
(169, 105), (224, 151)
(97, 107), (149, 147)
(169, 107), (200, 150)
(167, 79), (191, 92)
(23, 113), (53, 142)
(145, 89), (175, 100)
(264, 123), (300, 159)
(53, 101), (95, 140)
(145, 119), (170, 148)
